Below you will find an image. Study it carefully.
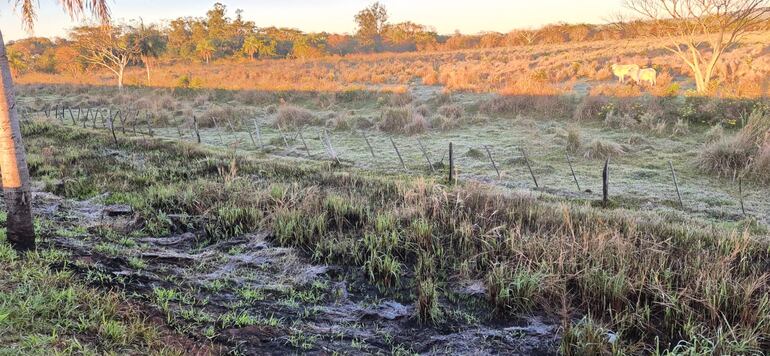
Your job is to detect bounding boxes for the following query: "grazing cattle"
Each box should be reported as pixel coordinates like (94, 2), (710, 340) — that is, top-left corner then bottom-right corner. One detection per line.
(611, 64), (640, 83)
(637, 68), (657, 86)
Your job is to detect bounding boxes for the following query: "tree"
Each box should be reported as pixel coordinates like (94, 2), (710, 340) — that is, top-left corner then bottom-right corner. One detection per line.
(355, 2), (388, 51)
(290, 36), (326, 59)
(6, 48), (27, 77)
(196, 38), (215, 64)
(242, 35), (275, 61)
(0, 0), (110, 252)
(206, 3), (229, 41)
(53, 44), (85, 75)
(625, 0), (770, 93)
(71, 25), (143, 89)
(135, 23), (167, 85)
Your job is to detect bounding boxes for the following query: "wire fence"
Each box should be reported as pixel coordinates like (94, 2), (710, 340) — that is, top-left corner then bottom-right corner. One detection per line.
(24, 104), (768, 227)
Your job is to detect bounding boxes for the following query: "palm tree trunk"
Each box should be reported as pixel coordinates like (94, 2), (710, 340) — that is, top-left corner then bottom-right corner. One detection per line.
(0, 30), (36, 251)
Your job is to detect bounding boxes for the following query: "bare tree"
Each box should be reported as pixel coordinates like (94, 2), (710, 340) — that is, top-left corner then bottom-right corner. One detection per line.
(520, 30), (540, 45)
(625, 0), (770, 93)
(71, 24), (144, 89)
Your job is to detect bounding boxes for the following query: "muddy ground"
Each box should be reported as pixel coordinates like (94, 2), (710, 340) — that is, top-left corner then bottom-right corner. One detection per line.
(31, 188), (562, 355)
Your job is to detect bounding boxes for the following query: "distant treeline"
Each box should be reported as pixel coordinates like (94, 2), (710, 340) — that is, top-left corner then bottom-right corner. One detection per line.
(7, 2), (770, 77)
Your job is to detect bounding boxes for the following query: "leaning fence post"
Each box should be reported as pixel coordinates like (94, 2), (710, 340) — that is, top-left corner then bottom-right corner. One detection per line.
(252, 118), (264, 149)
(417, 138), (435, 173)
(362, 130), (376, 159)
(225, 117), (236, 133)
(92, 108), (99, 128)
(449, 142), (455, 184)
(298, 127), (312, 157)
(246, 128), (256, 148)
(484, 145), (501, 179)
(520, 147), (539, 188)
(390, 137), (407, 172)
(192, 115), (201, 143)
(210, 116), (224, 143)
(602, 158), (610, 207)
(132, 110), (139, 134)
(276, 123), (290, 149)
(668, 161), (683, 209)
(107, 112), (118, 145)
(320, 130), (341, 164)
(566, 153), (581, 192)
(117, 110), (126, 135)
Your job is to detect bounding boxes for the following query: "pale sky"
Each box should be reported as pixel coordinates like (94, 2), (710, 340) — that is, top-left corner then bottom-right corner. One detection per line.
(1, 0), (624, 42)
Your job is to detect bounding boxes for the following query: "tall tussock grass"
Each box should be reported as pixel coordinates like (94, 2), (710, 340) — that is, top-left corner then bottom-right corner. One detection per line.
(698, 108), (770, 181)
(274, 104), (321, 128)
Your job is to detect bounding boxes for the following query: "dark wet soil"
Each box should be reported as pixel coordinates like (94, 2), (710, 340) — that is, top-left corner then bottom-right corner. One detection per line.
(31, 190), (561, 355)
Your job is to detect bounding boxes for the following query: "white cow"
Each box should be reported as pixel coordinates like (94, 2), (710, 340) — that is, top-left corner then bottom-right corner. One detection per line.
(611, 64), (640, 83)
(637, 68), (657, 86)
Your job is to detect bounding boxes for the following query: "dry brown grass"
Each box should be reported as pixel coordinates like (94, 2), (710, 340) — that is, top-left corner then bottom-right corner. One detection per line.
(698, 108), (770, 180)
(15, 31), (769, 98)
(378, 106), (429, 135)
(566, 126), (582, 153)
(583, 139), (625, 160)
(274, 105), (320, 128)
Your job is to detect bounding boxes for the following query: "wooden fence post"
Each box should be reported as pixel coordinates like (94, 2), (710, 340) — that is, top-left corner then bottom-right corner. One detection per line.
(362, 130), (376, 159)
(390, 137), (407, 172)
(566, 153), (581, 192)
(298, 127), (312, 157)
(132, 110), (139, 134)
(602, 158), (610, 207)
(225, 117), (235, 132)
(276, 123), (290, 149)
(520, 147), (539, 188)
(739, 177), (746, 216)
(484, 145), (501, 179)
(193, 116), (201, 144)
(116, 110), (125, 135)
(210, 116), (223, 143)
(417, 138), (435, 173)
(107, 111), (118, 145)
(449, 142), (455, 184)
(668, 161), (683, 209)
(321, 130), (341, 164)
